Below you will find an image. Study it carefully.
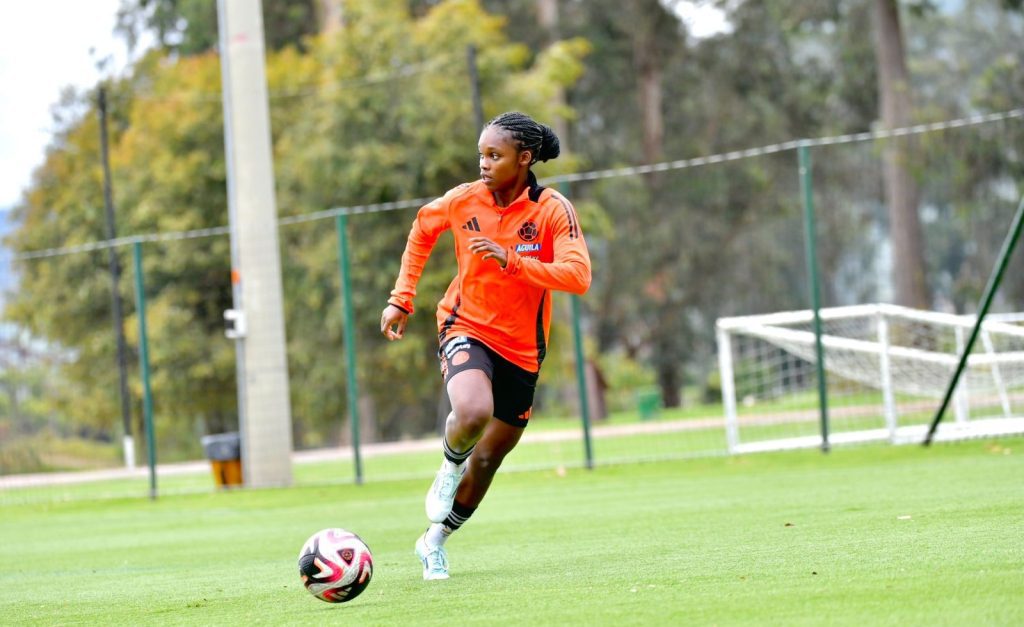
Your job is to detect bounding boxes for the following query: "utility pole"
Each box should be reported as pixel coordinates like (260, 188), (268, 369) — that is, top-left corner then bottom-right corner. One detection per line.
(97, 85), (135, 469)
(217, 0), (294, 487)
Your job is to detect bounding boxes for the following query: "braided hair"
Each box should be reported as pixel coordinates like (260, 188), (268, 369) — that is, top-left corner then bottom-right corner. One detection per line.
(485, 111), (561, 165)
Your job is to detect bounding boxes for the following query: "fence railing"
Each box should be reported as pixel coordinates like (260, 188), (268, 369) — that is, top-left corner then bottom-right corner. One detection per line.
(3, 109), (1023, 503)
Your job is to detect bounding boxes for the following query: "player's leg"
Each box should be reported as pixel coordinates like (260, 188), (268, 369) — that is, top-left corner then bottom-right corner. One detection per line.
(423, 369), (493, 523)
(425, 338), (495, 524)
(444, 368), (495, 452)
(417, 340), (536, 581)
(455, 418), (524, 507)
(420, 354), (535, 567)
(417, 347), (495, 580)
(417, 418), (523, 580)
(453, 351), (535, 512)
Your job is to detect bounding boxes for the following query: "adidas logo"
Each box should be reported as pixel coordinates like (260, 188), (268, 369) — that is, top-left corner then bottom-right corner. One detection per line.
(461, 217), (481, 232)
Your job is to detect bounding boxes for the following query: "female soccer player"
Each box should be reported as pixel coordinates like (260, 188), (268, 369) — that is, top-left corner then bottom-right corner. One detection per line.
(380, 111), (592, 580)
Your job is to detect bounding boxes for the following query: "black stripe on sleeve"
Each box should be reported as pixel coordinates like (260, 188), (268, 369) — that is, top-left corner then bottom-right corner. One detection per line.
(552, 193), (579, 240)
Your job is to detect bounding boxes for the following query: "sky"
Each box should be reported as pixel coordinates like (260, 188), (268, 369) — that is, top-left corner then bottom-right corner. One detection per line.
(0, 0), (134, 212)
(0, 1), (728, 215)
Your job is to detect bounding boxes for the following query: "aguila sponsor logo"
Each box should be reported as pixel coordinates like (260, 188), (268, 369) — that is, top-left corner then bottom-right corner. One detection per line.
(515, 243), (541, 254)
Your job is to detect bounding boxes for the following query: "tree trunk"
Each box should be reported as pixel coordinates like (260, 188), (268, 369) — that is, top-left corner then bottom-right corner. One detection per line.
(638, 68), (664, 165)
(631, 6), (665, 166)
(318, 0), (343, 34)
(536, 0), (570, 144)
(657, 360), (681, 408)
(357, 392), (378, 444)
(585, 360), (609, 422)
(632, 1), (678, 405)
(872, 0), (929, 309)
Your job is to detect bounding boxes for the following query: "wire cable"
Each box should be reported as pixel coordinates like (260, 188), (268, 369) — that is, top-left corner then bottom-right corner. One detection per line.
(12, 108), (1023, 261)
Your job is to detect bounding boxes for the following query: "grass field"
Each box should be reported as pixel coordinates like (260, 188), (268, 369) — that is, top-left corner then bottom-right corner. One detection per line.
(2, 437), (1022, 625)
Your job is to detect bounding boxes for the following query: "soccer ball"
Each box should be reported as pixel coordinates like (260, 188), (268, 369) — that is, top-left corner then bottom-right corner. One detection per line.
(298, 528), (374, 603)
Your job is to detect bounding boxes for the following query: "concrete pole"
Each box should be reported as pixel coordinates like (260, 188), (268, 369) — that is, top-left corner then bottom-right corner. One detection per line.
(217, 0), (293, 487)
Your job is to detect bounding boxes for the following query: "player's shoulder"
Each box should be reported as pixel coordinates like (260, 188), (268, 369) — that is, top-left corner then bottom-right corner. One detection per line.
(442, 180), (485, 203)
(536, 185), (575, 214)
(424, 181), (485, 212)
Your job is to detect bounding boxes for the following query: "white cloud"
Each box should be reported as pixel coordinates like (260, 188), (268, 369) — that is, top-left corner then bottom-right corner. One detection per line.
(662, 1), (734, 40)
(0, 0), (129, 209)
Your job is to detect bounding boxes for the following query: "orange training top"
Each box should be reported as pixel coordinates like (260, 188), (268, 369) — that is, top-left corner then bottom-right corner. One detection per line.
(388, 172), (591, 373)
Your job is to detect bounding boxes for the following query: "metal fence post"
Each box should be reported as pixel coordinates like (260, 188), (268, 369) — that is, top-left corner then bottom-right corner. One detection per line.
(925, 192), (1024, 445)
(132, 241), (157, 499)
(556, 183), (594, 469)
(336, 214), (363, 484)
(798, 144), (830, 453)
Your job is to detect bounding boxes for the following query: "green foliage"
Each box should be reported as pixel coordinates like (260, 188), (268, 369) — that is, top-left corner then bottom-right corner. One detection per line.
(6, 0), (591, 455)
(702, 356), (787, 406)
(0, 431), (121, 474)
(6, 0), (1022, 459)
(116, 0), (318, 55)
(270, 0), (591, 443)
(595, 349), (657, 413)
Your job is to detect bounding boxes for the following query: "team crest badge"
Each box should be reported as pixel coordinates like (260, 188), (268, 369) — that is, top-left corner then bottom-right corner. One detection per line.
(518, 220), (539, 241)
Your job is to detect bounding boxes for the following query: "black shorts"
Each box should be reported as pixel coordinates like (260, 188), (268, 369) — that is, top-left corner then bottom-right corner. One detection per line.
(439, 336), (538, 428)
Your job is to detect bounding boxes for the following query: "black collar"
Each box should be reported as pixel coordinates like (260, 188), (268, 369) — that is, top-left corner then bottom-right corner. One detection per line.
(527, 170), (546, 203)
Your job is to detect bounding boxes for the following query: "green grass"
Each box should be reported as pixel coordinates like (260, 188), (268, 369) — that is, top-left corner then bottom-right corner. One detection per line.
(0, 423), (732, 505)
(2, 438), (1022, 625)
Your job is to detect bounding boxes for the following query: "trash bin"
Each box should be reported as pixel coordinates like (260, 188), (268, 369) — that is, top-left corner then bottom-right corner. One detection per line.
(636, 388), (662, 421)
(200, 432), (242, 488)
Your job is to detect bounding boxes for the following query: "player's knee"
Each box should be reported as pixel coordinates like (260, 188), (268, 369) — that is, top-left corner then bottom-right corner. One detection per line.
(452, 400), (492, 432)
(470, 445), (507, 474)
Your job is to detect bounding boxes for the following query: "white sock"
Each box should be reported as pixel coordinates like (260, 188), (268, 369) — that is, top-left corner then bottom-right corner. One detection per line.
(425, 522), (453, 547)
(441, 458), (465, 473)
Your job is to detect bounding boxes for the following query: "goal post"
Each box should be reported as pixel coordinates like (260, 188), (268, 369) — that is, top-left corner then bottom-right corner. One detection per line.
(716, 303), (1024, 454)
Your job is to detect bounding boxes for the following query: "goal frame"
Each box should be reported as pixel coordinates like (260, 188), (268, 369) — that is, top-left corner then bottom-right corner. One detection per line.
(716, 303), (1024, 454)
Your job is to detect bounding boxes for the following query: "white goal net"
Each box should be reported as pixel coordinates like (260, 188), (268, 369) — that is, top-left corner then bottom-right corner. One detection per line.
(716, 303), (1024, 453)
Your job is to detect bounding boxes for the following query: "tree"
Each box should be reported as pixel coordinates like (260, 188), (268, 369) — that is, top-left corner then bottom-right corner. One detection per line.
(544, 0), (861, 407)
(116, 0), (319, 55)
(11, 0), (1019, 462)
(904, 0), (1024, 310)
(271, 0), (591, 441)
(6, 0), (589, 455)
(873, 0), (929, 309)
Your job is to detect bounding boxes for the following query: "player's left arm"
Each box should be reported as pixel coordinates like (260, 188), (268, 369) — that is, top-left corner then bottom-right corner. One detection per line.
(500, 196), (591, 294)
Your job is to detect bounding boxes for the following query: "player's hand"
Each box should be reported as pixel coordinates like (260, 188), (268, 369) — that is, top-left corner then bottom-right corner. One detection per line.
(380, 304), (408, 341)
(468, 236), (507, 268)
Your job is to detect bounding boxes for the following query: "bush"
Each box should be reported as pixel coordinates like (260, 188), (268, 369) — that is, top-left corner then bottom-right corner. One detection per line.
(597, 351), (657, 413)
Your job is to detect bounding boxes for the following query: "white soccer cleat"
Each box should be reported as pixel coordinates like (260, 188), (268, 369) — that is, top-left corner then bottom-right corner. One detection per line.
(415, 533), (450, 580)
(425, 461), (464, 523)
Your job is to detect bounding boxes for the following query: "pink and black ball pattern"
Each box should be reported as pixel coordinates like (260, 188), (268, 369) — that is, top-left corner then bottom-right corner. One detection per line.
(298, 528), (374, 603)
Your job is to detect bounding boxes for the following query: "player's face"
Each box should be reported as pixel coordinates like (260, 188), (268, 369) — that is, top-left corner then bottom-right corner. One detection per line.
(478, 126), (531, 194)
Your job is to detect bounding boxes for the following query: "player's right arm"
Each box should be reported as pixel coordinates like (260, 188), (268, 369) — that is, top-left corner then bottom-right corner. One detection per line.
(381, 194), (452, 340)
